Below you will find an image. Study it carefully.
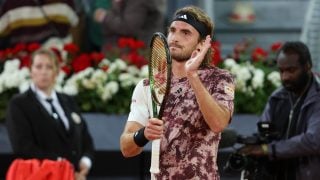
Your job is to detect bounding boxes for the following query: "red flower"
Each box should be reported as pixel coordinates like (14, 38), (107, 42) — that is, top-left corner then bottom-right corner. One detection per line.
(12, 43), (26, 54)
(127, 38), (137, 49)
(50, 47), (63, 63)
(251, 47), (268, 62)
(61, 65), (72, 75)
(270, 42), (282, 52)
(27, 43), (41, 53)
(125, 52), (147, 68)
(131, 40), (145, 49)
(117, 37), (145, 49)
(4, 48), (13, 59)
(118, 37), (130, 48)
(0, 50), (6, 61)
(101, 65), (109, 72)
(71, 54), (91, 73)
(234, 41), (249, 54)
(20, 55), (31, 68)
(63, 43), (79, 54)
(90, 52), (104, 65)
(211, 41), (222, 66)
(233, 41), (251, 61)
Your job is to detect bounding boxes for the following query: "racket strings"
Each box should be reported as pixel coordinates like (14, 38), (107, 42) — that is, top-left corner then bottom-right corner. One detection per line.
(151, 37), (168, 104)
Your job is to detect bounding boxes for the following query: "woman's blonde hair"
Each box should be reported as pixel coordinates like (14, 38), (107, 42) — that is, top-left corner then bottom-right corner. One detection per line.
(31, 48), (60, 72)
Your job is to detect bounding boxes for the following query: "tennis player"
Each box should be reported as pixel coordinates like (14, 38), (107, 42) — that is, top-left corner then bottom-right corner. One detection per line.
(120, 5), (235, 179)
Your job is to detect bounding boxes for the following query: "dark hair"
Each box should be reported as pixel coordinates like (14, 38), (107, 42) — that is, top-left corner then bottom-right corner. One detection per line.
(279, 41), (312, 67)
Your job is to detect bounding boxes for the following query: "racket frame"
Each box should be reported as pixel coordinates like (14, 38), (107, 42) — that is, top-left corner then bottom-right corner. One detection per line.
(148, 32), (172, 119)
(148, 32), (172, 174)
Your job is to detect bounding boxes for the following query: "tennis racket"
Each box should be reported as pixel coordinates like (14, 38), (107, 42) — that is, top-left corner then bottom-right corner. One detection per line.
(148, 32), (172, 174)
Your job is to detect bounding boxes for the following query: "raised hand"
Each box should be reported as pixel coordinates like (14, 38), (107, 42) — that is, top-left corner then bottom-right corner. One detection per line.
(185, 35), (212, 77)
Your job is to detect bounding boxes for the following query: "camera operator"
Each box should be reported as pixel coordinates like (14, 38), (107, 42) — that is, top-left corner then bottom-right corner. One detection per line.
(239, 41), (320, 180)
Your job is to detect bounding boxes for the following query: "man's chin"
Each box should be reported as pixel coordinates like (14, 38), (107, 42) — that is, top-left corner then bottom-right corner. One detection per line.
(283, 85), (294, 92)
(174, 58), (188, 63)
(171, 54), (189, 62)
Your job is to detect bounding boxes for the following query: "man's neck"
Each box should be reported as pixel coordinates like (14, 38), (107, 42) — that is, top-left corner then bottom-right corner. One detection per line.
(172, 60), (187, 78)
(293, 75), (312, 97)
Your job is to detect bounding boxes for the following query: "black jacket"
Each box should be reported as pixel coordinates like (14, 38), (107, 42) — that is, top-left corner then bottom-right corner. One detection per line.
(260, 76), (320, 180)
(6, 88), (94, 170)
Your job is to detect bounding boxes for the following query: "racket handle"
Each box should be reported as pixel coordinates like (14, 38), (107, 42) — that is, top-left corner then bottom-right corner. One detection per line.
(150, 139), (161, 174)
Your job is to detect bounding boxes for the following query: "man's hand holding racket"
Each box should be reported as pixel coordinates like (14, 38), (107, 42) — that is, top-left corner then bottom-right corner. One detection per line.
(144, 118), (164, 140)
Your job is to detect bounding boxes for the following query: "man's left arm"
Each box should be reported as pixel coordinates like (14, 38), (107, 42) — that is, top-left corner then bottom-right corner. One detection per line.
(185, 35), (234, 133)
(188, 73), (234, 133)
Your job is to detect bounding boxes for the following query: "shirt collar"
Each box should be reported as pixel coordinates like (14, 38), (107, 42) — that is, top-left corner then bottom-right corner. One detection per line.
(30, 83), (58, 101)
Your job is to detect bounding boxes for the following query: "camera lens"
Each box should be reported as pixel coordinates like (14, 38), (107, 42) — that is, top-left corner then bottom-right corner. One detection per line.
(225, 153), (248, 171)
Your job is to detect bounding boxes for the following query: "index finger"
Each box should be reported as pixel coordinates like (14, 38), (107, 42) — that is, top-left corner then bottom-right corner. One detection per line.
(149, 118), (163, 125)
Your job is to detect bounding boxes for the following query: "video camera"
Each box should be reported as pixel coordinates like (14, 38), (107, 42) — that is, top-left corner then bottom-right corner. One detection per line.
(223, 121), (279, 173)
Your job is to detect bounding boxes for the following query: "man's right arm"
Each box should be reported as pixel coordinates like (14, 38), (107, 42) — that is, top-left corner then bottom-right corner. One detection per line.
(120, 118), (164, 157)
(121, 79), (164, 157)
(120, 121), (144, 157)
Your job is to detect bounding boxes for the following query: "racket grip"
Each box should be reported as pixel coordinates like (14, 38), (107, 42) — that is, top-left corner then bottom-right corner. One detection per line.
(150, 139), (161, 174)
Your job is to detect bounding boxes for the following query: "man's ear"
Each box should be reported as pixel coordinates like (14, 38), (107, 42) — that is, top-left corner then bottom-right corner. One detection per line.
(196, 39), (206, 51)
(306, 62), (312, 70)
(303, 63), (312, 74)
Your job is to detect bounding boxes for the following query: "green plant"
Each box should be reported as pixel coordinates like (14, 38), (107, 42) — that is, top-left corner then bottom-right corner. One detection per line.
(222, 40), (283, 114)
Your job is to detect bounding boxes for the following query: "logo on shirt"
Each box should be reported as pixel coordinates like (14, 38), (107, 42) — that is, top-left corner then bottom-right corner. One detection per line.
(224, 84), (235, 97)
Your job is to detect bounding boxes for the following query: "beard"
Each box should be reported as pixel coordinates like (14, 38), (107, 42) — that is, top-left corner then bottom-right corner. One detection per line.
(171, 51), (191, 62)
(169, 43), (196, 62)
(282, 72), (310, 93)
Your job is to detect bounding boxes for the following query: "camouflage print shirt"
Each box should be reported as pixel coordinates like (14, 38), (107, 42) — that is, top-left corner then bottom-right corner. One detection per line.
(127, 66), (234, 180)
(155, 66), (234, 180)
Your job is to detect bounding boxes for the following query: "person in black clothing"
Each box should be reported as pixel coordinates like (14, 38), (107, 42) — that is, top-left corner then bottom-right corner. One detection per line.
(6, 49), (94, 180)
(240, 42), (320, 180)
